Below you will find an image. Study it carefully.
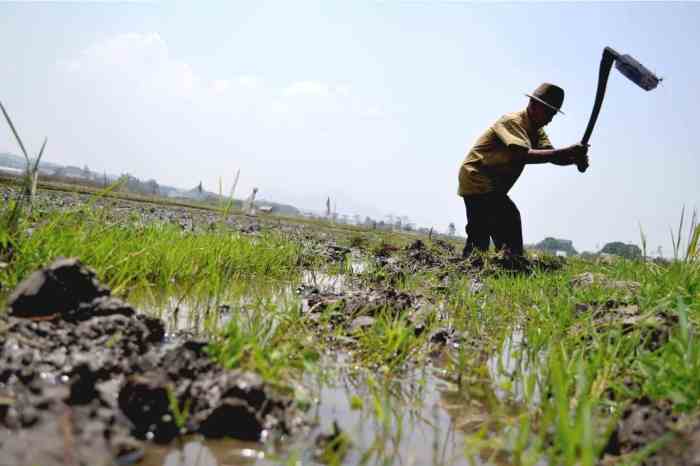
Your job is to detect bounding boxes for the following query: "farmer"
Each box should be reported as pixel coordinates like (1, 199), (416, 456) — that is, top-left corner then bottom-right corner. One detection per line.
(457, 83), (589, 257)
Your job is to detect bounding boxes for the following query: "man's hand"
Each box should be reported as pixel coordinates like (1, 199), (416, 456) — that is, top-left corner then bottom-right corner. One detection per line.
(525, 143), (590, 167)
(551, 143), (589, 166)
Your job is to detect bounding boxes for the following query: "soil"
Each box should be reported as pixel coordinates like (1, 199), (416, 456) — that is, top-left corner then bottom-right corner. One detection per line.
(570, 271), (642, 295)
(571, 299), (677, 351)
(602, 397), (700, 466)
(0, 258), (301, 465)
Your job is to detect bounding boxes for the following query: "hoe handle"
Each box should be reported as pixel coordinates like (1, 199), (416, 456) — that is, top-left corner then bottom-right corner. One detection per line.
(579, 47), (619, 172)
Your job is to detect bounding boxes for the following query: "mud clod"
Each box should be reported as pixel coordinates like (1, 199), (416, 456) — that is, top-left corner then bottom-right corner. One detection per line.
(8, 257), (109, 319)
(196, 398), (262, 440)
(602, 397), (700, 466)
(0, 260), (300, 465)
(572, 301), (677, 350)
(571, 272), (641, 294)
(118, 372), (179, 443)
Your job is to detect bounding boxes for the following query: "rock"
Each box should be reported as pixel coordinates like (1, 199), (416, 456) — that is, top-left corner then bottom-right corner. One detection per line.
(8, 257), (110, 319)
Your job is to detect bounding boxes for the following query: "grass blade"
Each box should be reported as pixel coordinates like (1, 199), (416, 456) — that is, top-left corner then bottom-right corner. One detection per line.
(0, 101), (30, 163)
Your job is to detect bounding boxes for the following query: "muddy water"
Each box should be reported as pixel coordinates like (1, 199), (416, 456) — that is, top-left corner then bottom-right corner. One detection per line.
(138, 364), (517, 466)
(130, 271), (521, 466)
(131, 270), (352, 335)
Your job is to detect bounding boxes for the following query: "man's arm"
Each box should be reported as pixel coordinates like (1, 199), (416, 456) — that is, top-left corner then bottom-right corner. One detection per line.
(515, 144), (589, 166)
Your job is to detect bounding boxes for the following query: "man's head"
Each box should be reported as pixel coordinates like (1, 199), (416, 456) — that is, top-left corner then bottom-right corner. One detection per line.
(526, 83), (565, 128)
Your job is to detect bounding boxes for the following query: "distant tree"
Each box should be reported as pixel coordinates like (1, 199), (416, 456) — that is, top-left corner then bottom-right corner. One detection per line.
(144, 179), (159, 195)
(600, 241), (642, 260)
(447, 223), (456, 236)
(535, 237), (578, 256)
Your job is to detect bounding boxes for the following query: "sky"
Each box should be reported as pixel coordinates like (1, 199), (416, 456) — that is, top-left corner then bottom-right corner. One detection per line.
(0, 1), (698, 254)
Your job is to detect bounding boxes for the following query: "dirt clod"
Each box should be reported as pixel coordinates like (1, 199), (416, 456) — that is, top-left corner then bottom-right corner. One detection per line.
(570, 272), (641, 294)
(0, 260), (300, 465)
(8, 257), (109, 319)
(602, 397), (700, 466)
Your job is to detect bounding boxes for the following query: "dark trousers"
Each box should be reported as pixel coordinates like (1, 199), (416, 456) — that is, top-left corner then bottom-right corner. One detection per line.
(462, 193), (524, 257)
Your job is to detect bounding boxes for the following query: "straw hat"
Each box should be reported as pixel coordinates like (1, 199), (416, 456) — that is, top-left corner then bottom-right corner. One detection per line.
(526, 83), (565, 115)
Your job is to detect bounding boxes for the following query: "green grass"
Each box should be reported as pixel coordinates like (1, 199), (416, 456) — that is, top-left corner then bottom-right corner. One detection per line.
(442, 256), (700, 465)
(206, 297), (320, 383)
(3, 186), (700, 465)
(0, 204), (302, 303)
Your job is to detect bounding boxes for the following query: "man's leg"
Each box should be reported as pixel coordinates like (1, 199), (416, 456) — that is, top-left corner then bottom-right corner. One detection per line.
(491, 194), (524, 256)
(462, 195), (491, 257)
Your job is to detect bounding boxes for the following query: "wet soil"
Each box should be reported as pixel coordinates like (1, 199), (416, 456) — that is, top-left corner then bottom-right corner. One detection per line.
(602, 397), (700, 466)
(571, 299), (677, 351)
(0, 258), (300, 465)
(7, 186), (688, 465)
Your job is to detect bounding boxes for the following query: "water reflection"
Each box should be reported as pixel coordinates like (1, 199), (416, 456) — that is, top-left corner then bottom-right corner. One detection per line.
(142, 438), (268, 466)
(138, 356), (523, 466)
(132, 268), (357, 336)
(129, 267), (525, 465)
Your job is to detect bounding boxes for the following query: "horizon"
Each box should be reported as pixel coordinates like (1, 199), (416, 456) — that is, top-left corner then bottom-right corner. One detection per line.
(1, 2), (698, 254)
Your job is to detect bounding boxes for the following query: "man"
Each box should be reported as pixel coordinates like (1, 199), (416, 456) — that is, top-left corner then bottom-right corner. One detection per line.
(457, 83), (589, 257)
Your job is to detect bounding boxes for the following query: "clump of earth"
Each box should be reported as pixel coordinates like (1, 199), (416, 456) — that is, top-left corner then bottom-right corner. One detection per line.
(0, 258), (301, 465)
(602, 397), (700, 466)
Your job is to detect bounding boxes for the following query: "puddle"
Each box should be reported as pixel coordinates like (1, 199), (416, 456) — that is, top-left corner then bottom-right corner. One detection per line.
(128, 266), (524, 466)
(131, 267), (365, 335)
(134, 354), (524, 466)
(141, 438), (270, 466)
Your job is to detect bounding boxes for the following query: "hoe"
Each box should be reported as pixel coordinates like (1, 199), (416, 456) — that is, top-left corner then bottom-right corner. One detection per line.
(577, 46), (662, 173)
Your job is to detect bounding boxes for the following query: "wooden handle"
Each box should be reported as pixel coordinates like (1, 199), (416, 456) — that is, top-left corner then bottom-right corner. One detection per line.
(578, 47), (619, 173)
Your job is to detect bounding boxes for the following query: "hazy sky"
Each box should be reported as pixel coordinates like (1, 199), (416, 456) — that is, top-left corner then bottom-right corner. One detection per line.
(1, 1), (698, 253)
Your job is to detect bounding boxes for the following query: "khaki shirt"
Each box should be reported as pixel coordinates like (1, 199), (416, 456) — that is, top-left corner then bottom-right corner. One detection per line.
(458, 109), (552, 196)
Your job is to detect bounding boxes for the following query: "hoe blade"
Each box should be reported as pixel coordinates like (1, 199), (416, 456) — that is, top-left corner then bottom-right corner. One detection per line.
(615, 54), (661, 91)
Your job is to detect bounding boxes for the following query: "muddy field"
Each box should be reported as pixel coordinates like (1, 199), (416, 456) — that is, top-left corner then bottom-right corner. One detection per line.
(1, 186), (699, 466)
